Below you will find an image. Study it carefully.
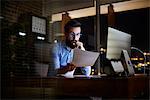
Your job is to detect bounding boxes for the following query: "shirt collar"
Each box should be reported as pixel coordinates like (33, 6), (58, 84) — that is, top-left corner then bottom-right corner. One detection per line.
(62, 41), (72, 52)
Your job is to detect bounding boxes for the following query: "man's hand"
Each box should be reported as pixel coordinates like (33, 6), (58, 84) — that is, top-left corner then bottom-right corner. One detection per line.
(57, 63), (76, 74)
(76, 41), (85, 51)
(67, 63), (76, 71)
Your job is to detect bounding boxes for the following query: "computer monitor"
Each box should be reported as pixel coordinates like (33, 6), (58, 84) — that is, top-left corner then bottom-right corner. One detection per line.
(106, 27), (135, 76)
(106, 27), (131, 60)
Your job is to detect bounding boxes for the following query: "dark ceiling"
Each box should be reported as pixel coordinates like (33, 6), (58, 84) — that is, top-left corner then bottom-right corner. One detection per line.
(45, 0), (130, 6)
(44, 0), (130, 14)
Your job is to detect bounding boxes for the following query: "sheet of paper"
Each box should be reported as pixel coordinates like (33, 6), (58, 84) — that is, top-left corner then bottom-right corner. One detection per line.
(57, 70), (75, 78)
(62, 70), (75, 78)
(72, 48), (100, 67)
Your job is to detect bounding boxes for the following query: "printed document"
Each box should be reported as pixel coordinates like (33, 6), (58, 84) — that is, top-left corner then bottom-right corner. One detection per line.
(72, 48), (100, 67)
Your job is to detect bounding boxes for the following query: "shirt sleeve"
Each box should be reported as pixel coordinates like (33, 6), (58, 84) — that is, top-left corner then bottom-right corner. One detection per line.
(52, 43), (60, 69)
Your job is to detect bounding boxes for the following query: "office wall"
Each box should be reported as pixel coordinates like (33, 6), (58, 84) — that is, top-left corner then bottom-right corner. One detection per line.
(1, 0), (42, 23)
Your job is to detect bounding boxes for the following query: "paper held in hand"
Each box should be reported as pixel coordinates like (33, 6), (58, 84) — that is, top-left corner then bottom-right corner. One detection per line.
(72, 48), (100, 67)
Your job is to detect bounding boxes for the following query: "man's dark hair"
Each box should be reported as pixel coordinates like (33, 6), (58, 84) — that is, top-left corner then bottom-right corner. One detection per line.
(64, 20), (81, 33)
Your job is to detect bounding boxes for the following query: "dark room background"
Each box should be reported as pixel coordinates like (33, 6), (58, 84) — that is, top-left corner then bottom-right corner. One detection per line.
(77, 7), (149, 52)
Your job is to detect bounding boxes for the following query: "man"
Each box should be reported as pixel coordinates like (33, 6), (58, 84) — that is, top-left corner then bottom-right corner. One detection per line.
(48, 20), (91, 77)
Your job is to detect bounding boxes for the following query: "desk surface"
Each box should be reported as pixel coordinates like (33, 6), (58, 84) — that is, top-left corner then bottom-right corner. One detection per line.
(5, 74), (149, 98)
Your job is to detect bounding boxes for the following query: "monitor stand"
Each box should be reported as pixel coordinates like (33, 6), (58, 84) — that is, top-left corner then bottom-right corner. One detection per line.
(121, 49), (135, 76)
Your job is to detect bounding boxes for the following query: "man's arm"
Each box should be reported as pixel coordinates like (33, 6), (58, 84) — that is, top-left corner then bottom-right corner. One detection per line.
(76, 41), (91, 76)
(50, 43), (76, 75)
(57, 63), (76, 74)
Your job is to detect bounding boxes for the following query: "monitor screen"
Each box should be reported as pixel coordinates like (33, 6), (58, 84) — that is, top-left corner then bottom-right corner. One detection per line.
(106, 27), (131, 60)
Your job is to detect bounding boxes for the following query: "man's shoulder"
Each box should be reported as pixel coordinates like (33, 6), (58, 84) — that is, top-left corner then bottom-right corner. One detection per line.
(53, 41), (64, 47)
(52, 41), (66, 50)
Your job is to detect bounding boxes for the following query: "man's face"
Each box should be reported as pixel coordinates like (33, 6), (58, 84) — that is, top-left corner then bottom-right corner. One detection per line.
(65, 27), (81, 49)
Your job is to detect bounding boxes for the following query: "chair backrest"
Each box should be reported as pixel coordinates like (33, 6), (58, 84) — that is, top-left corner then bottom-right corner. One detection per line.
(34, 42), (53, 63)
(33, 42), (53, 77)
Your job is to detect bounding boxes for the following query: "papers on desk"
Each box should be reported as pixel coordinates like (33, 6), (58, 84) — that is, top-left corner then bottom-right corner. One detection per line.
(62, 70), (75, 78)
(72, 48), (100, 67)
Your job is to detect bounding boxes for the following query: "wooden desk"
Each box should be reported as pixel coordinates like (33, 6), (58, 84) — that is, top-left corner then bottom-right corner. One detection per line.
(2, 75), (149, 99)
